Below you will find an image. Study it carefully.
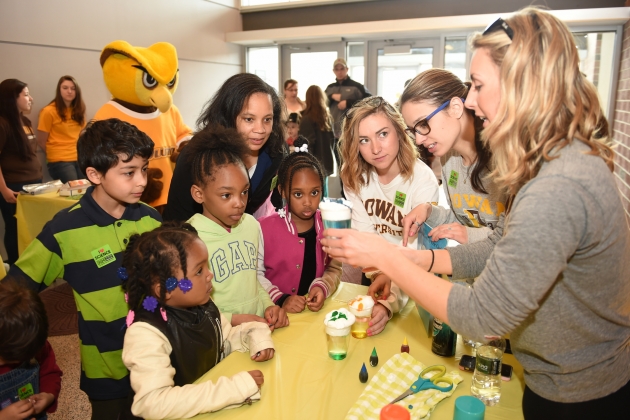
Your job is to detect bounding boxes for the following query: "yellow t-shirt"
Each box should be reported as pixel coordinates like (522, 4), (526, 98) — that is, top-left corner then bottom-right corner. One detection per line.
(38, 103), (85, 162)
(93, 101), (192, 207)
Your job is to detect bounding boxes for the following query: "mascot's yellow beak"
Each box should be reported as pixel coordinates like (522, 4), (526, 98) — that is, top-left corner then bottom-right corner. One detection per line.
(100, 40), (179, 112)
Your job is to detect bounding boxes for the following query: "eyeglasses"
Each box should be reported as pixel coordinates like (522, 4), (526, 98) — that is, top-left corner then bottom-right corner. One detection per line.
(404, 99), (464, 137)
(342, 96), (395, 121)
(483, 17), (514, 40)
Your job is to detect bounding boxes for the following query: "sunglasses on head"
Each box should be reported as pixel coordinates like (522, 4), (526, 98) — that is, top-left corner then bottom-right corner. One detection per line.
(483, 17), (514, 40)
(342, 96), (396, 121)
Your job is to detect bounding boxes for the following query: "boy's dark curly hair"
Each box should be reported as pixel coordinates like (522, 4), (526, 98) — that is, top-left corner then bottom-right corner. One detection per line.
(121, 222), (199, 310)
(276, 136), (325, 214)
(0, 280), (48, 363)
(187, 125), (250, 187)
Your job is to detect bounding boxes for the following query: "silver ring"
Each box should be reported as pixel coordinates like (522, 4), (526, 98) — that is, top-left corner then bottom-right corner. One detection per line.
(416, 222), (422, 228)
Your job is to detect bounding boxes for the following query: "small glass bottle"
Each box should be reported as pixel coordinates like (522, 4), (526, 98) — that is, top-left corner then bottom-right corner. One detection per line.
(431, 317), (457, 357)
(470, 338), (505, 406)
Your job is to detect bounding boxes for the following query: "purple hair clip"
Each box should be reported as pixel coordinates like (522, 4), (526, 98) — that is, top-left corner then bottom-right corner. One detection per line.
(117, 267), (128, 281)
(165, 277), (193, 294)
(142, 296), (159, 312)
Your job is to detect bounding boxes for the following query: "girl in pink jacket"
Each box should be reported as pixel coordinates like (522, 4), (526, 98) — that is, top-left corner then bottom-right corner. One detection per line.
(257, 137), (341, 313)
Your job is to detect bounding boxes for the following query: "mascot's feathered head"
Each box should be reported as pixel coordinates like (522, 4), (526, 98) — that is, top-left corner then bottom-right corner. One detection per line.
(100, 40), (179, 113)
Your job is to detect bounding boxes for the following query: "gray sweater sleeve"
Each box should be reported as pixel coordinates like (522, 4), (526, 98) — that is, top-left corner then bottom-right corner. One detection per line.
(446, 176), (587, 339)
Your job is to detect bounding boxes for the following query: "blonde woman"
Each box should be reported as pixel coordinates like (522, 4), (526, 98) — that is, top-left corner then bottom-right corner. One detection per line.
(338, 96), (439, 335)
(323, 8), (630, 418)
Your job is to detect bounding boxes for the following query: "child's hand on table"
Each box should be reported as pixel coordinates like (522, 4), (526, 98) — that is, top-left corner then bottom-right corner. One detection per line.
(0, 398), (35, 420)
(306, 287), (325, 312)
(251, 348), (275, 362)
(31, 392), (54, 414)
(247, 370), (265, 388)
(265, 305), (289, 331)
(282, 295), (306, 313)
(367, 303), (390, 336)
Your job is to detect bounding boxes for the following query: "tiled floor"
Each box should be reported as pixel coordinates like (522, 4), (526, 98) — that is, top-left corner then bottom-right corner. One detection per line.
(48, 334), (91, 419)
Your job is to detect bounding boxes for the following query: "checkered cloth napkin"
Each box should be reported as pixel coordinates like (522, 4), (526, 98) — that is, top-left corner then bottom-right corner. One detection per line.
(345, 352), (463, 420)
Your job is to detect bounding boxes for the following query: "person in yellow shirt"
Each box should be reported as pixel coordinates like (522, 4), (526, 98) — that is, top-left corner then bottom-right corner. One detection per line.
(37, 76), (86, 183)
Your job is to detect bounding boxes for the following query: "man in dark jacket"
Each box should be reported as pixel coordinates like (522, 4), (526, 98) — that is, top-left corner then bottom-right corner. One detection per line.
(325, 58), (372, 138)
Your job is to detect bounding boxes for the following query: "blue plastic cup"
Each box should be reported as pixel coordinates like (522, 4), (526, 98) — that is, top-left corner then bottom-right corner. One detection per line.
(453, 396), (485, 420)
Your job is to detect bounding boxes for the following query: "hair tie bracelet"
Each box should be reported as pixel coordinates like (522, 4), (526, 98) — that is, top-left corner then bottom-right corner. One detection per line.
(428, 249), (435, 272)
(296, 144), (308, 153)
(165, 277), (193, 294)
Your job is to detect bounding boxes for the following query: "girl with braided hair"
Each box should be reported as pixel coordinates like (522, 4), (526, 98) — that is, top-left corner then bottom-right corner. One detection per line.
(120, 222), (275, 419)
(257, 136), (341, 313)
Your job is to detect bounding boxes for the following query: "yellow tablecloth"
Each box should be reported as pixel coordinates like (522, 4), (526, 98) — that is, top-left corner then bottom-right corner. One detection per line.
(16, 192), (79, 254)
(187, 283), (524, 420)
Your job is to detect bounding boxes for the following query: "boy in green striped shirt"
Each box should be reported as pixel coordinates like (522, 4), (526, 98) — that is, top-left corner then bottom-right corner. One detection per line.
(5, 119), (162, 419)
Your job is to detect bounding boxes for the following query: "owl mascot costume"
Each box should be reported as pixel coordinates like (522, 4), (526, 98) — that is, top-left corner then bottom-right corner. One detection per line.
(95, 40), (192, 210)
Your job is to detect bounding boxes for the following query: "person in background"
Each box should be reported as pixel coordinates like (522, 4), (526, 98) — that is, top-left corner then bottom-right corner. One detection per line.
(283, 79), (305, 114)
(285, 112), (301, 150)
(0, 79), (42, 265)
(164, 73), (287, 222)
(323, 8), (630, 419)
(338, 96), (439, 335)
(0, 280), (62, 419)
(257, 137), (341, 313)
(37, 75), (87, 183)
(299, 86), (335, 197)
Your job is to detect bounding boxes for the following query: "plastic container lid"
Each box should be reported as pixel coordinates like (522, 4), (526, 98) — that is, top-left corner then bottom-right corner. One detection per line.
(453, 396), (485, 420)
(380, 404), (410, 420)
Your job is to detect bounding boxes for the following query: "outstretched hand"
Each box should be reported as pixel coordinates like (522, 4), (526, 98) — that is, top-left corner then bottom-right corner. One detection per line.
(429, 223), (468, 244)
(321, 229), (392, 268)
(367, 274), (391, 301)
(401, 203), (432, 246)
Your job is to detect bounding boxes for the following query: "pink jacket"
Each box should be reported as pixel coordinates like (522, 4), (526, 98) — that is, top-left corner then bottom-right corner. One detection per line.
(257, 208), (341, 303)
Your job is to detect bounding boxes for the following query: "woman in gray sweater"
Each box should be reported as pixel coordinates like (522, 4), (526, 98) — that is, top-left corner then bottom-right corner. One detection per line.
(322, 8), (629, 419)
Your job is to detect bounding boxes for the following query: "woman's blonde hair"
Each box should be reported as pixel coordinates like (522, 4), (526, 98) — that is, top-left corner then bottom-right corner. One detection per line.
(338, 97), (418, 194)
(472, 7), (614, 196)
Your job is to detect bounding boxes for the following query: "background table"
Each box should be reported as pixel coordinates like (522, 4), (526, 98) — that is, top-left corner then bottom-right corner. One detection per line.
(16, 192), (79, 254)
(188, 283), (524, 420)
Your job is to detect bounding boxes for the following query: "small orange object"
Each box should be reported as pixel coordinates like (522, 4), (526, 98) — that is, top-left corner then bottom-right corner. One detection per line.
(380, 404), (410, 420)
(358, 303), (364, 311)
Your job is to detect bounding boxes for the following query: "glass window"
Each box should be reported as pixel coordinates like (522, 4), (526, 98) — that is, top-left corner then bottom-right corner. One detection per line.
(347, 42), (365, 85)
(247, 46), (279, 92)
(574, 32), (616, 117)
(290, 51), (339, 94)
(377, 47), (433, 104)
(444, 37), (467, 81)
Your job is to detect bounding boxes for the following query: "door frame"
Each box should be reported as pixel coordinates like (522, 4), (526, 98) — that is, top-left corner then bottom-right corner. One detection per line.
(280, 42), (346, 89)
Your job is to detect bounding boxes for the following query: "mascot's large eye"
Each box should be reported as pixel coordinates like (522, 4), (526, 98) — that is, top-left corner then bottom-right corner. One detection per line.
(167, 74), (177, 88)
(142, 72), (158, 89)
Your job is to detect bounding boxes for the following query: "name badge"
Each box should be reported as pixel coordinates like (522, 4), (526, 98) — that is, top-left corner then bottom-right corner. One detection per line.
(448, 170), (459, 188)
(394, 191), (406, 208)
(18, 383), (34, 400)
(91, 244), (116, 268)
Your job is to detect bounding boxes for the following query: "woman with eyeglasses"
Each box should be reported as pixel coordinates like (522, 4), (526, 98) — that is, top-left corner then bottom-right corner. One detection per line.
(324, 8), (630, 418)
(399, 68), (508, 247)
(337, 96), (439, 336)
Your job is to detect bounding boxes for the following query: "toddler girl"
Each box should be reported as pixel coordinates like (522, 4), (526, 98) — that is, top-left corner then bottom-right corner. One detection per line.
(258, 137), (341, 313)
(121, 222), (274, 419)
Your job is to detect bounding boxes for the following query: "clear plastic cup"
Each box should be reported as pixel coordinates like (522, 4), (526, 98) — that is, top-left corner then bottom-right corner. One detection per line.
(348, 296), (375, 339)
(326, 325), (351, 360)
(319, 199), (352, 231)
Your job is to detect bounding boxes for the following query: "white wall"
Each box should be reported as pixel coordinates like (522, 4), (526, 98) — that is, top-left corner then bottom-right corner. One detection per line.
(0, 0), (244, 130)
(0, 0), (242, 261)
